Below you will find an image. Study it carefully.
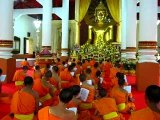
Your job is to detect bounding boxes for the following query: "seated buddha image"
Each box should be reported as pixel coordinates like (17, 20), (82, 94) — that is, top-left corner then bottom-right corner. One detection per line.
(88, 1), (115, 46)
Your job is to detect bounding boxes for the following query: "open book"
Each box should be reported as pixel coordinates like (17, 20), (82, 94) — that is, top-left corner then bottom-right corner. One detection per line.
(124, 85), (131, 93)
(66, 107), (77, 115)
(86, 80), (92, 85)
(80, 88), (89, 102)
(0, 75), (6, 82)
(124, 75), (128, 83)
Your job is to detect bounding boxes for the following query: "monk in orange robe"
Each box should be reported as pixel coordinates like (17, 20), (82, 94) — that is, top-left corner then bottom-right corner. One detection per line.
(33, 70), (56, 107)
(129, 85), (160, 120)
(102, 60), (112, 91)
(78, 74), (95, 120)
(20, 58), (30, 68)
(58, 61), (66, 75)
(38, 88), (76, 120)
(12, 66), (28, 90)
(82, 59), (90, 72)
(40, 64), (51, 76)
(67, 85), (81, 108)
(32, 65), (42, 80)
(11, 76), (39, 120)
(110, 78), (135, 113)
(75, 61), (82, 76)
(59, 65), (76, 89)
(90, 57), (96, 67)
(93, 88), (125, 120)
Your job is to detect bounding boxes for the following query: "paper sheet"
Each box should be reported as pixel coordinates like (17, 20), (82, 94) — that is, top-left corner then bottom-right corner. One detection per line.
(80, 88), (89, 101)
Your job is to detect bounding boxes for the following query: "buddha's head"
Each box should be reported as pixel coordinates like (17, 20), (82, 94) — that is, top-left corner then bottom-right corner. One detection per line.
(95, 1), (108, 23)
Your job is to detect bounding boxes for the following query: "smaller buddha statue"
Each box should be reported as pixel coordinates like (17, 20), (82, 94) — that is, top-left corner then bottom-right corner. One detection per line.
(88, 1), (114, 46)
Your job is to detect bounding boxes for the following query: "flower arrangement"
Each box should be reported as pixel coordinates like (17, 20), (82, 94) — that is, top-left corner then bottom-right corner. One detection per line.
(79, 41), (120, 62)
(121, 58), (137, 70)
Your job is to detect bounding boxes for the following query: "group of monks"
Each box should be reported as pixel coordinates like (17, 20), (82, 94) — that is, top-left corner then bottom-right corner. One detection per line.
(1, 57), (160, 120)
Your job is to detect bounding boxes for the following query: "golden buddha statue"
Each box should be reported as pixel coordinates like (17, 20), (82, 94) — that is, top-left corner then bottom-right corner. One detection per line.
(88, 1), (114, 46)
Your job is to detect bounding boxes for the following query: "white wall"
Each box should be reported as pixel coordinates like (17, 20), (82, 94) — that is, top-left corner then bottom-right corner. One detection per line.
(14, 15), (37, 54)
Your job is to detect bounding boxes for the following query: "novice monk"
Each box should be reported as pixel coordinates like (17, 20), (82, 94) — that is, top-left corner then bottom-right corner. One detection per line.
(79, 73), (95, 109)
(59, 65), (76, 89)
(93, 88), (125, 120)
(20, 58), (30, 68)
(110, 78), (135, 113)
(33, 70), (56, 107)
(11, 76), (39, 120)
(32, 65), (42, 80)
(129, 85), (160, 120)
(38, 88), (77, 120)
(13, 66), (29, 90)
(67, 85), (81, 108)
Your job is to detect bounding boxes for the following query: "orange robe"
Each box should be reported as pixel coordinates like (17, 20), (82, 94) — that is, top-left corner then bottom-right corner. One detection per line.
(110, 67), (119, 80)
(75, 65), (82, 75)
(33, 78), (53, 107)
(79, 85), (95, 110)
(78, 85), (95, 120)
(38, 106), (61, 120)
(110, 87), (135, 113)
(93, 97), (124, 120)
(59, 69), (75, 89)
(32, 70), (42, 80)
(12, 70), (26, 90)
(129, 107), (160, 120)
(102, 62), (112, 91)
(1, 115), (13, 120)
(20, 61), (30, 67)
(11, 91), (36, 120)
(40, 68), (47, 76)
(90, 59), (96, 67)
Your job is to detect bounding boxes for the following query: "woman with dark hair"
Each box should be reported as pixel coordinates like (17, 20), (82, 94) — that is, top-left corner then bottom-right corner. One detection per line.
(129, 85), (160, 120)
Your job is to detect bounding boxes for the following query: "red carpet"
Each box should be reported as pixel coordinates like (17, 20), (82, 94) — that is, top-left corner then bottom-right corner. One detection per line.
(0, 74), (146, 120)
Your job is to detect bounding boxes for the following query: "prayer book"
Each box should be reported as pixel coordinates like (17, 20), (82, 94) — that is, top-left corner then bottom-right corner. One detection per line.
(0, 75), (6, 82)
(124, 85), (131, 93)
(66, 107), (77, 115)
(86, 80), (92, 85)
(80, 88), (89, 101)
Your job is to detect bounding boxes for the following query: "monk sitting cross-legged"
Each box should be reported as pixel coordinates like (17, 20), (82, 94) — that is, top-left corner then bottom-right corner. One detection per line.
(93, 88), (125, 120)
(10, 76), (39, 120)
(78, 73), (96, 120)
(32, 65), (42, 80)
(110, 78), (135, 113)
(38, 88), (77, 120)
(12, 66), (29, 90)
(59, 65), (76, 89)
(129, 85), (160, 120)
(67, 85), (81, 108)
(33, 70), (56, 107)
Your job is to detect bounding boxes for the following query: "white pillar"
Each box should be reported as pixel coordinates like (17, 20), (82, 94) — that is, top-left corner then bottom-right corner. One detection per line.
(126, 0), (137, 59)
(0, 0), (14, 58)
(121, 0), (127, 58)
(75, 0), (80, 45)
(138, 0), (157, 63)
(42, 0), (52, 50)
(61, 0), (69, 56)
